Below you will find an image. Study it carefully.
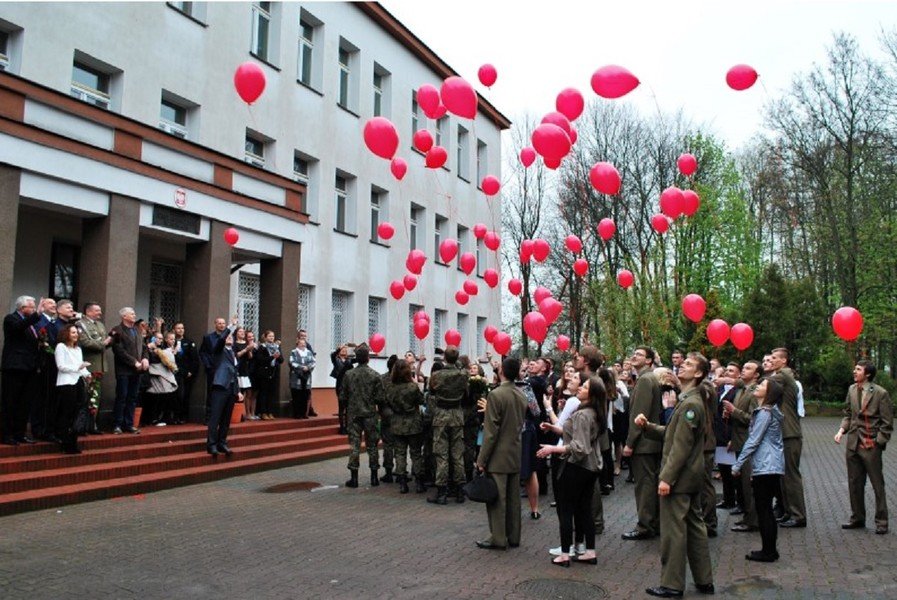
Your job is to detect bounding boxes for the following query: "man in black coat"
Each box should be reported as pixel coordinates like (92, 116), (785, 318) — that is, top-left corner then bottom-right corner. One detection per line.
(206, 316), (241, 456)
(199, 317), (228, 423)
(2, 295), (49, 444)
(173, 321), (200, 424)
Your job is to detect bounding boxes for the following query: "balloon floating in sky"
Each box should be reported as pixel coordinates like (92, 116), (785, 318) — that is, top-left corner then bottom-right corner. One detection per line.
(533, 286), (553, 305)
(677, 153), (697, 176)
(520, 147), (536, 168)
(390, 157), (407, 180)
(368, 333), (386, 354)
(651, 214), (670, 234)
(590, 162), (622, 195)
(455, 290), (469, 305)
(440, 76), (478, 119)
(597, 218), (616, 241)
(233, 62), (266, 105)
(484, 268), (499, 288)
(417, 84), (441, 117)
(681, 294), (707, 323)
(481, 175), (500, 196)
(591, 65), (640, 99)
(223, 227), (240, 246)
(617, 269), (634, 289)
(425, 146), (448, 169)
(726, 64), (759, 91)
(556, 87), (585, 121)
(532, 124), (571, 162)
(565, 235), (583, 254)
(459, 252), (476, 275)
(413, 129), (434, 153)
(682, 190), (701, 217)
(478, 63), (497, 87)
(363, 117), (399, 159)
(484, 325), (498, 343)
(473, 224), (488, 239)
(730, 323), (754, 351)
(707, 319), (731, 347)
(492, 332), (512, 355)
(389, 280), (405, 300)
(573, 258), (588, 277)
(439, 239), (459, 263)
(377, 222), (394, 241)
(523, 311), (548, 344)
(832, 306), (863, 341)
(484, 231), (501, 251)
(660, 187), (685, 219)
(444, 328), (462, 347)
(508, 278), (523, 296)
(556, 335), (571, 352)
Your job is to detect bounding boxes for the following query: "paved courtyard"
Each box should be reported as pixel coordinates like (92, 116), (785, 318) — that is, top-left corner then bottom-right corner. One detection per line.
(1, 417), (895, 599)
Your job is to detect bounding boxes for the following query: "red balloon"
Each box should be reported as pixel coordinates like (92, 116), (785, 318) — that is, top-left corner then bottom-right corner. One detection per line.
(565, 234), (583, 254)
(406, 249), (426, 274)
(440, 76), (477, 119)
(707, 319), (730, 347)
(532, 239), (551, 262)
(459, 252), (476, 275)
(425, 146), (448, 169)
(431, 104), (447, 119)
(377, 222), (394, 240)
(223, 227), (239, 246)
(568, 128), (578, 145)
(556, 335), (571, 352)
(543, 156), (562, 170)
(520, 147), (537, 168)
(455, 290), (469, 305)
(445, 328), (462, 347)
(832, 306), (863, 341)
(484, 325), (498, 343)
(590, 65), (640, 99)
(597, 218), (616, 241)
(484, 268), (499, 288)
(369, 333), (386, 354)
(681, 294), (707, 323)
(463, 279), (479, 296)
(412, 129), (434, 153)
(233, 62), (266, 105)
(539, 297), (563, 324)
(677, 153), (697, 176)
(726, 64), (758, 91)
(492, 332), (512, 355)
(484, 231), (501, 251)
(651, 214), (670, 234)
(508, 279), (523, 296)
(533, 286), (553, 305)
(414, 318), (430, 340)
(403, 274), (418, 291)
(556, 87), (584, 121)
(532, 124), (571, 162)
(730, 323), (754, 351)
(482, 175), (500, 196)
(590, 162), (622, 195)
(390, 157), (407, 181)
(540, 111), (573, 137)
(520, 239), (534, 263)
(478, 64), (497, 87)
(523, 311), (549, 344)
(617, 270), (634, 289)
(417, 84), (441, 117)
(660, 187), (685, 219)
(414, 310), (431, 324)
(573, 258), (588, 277)
(439, 239), (459, 263)
(363, 117), (399, 160)
(389, 280), (405, 300)
(682, 190), (701, 217)
(473, 223), (488, 239)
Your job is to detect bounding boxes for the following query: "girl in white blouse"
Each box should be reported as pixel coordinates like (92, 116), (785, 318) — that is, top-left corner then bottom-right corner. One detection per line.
(55, 324), (91, 454)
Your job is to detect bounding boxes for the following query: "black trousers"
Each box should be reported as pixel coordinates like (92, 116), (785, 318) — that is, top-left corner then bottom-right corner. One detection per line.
(752, 474), (781, 556)
(256, 377), (277, 415)
(719, 463), (736, 506)
(290, 388), (310, 418)
(1, 369), (36, 439)
(207, 386), (236, 449)
(31, 357), (58, 438)
(55, 380), (85, 451)
(556, 462), (599, 552)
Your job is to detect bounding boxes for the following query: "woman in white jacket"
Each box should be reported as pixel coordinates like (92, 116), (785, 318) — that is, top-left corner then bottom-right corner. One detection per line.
(55, 324), (91, 454)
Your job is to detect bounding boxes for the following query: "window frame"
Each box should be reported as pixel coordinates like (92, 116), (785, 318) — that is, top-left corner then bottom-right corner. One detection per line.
(297, 15), (314, 86)
(251, 2), (272, 62)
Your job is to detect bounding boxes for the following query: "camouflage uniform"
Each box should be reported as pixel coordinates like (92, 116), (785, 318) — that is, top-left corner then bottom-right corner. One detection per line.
(379, 372), (395, 474)
(387, 381), (425, 478)
(340, 364), (384, 470)
(429, 364), (469, 488)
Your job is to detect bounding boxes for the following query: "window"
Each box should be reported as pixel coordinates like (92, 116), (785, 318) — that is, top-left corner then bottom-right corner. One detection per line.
(408, 304), (423, 355)
(434, 215), (448, 263)
(435, 116), (448, 148)
(149, 262), (182, 328)
(159, 95), (189, 139)
(457, 224), (469, 258)
(244, 130), (266, 167)
(297, 16), (314, 85)
(477, 140), (488, 187)
(457, 125), (470, 180)
(368, 296), (386, 338)
(50, 242), (79, 303)
(251, 2), (272, 61)
(476, 317), (487, 358)
(331, 290), (352, 347)
(294, 151), (319, 218)
(0, 31), (8, 71)
(71, 60), (110, 109)
(458, 313), (470, 354)
(238, 272), (261, 337)
(434, 309), (447, 351)
(294, 153), (309, 212)
(372, 63), (391, 118)
(168, 2), (193, 16)
(297, 284), (313, 333)
(337, 38), (359, 112)
(411, 95), (420, 140)
(476, 238), (485, 276)
(410, 204), (424, 250)
(370, 187), (388, 243)
(335, 175), (348, 233)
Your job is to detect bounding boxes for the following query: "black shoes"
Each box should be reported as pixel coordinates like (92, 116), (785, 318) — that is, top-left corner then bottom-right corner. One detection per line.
(646, 586), (683, 597)
(706, 528), (718, 538)
(456, 489), (465, 504)
(841, 521), (864, 530)
(217, 444), (233, 456)
(345, 469), (359, 488)
(622, 530), (656, 541)
(475, 540), (506, 550)
(398, 475), (410, 494)
(17, 435), (36, 444)
(427, 486), (447, 505)
(207, 445), (219, 457)
(380, 470), (394, 484)
(415, 477), (427, 494)
(695, 583), (715, 595)
(876, 526), (888, 535)
(779, 519), (806, 528)
(370, 469), (380, 487)
(551, 557), (570, 568)
(530, 511), (541, 520)
(746, 550), (779, 562)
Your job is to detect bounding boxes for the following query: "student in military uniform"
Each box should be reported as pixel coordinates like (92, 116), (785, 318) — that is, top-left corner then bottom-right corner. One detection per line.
(340, 345), (384, 488)
(427, 346), (469, 505)
(722, 360), (761, 532)
(835, 360), (893, 535)
(622, 346), (664, 540)
(768, 347), (807, 527)
(379, 355), (398, 483)
(476, 357), (527, 550)
(387, 359), (425, 494)
(635, 352), (715, 598)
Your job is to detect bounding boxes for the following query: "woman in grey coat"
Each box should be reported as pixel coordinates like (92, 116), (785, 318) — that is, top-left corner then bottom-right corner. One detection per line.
(288, 336), (316, 419)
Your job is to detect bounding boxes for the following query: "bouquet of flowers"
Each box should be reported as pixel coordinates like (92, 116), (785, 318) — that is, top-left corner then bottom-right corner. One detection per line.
(88, 372), (103, 412)
(468, 375), (490, 400)
(38, 327), (54, 354)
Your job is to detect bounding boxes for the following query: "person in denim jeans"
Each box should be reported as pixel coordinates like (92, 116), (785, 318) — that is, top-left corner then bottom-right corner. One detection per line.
(109, 307), (148, 433)
(732, 378), (785, 562)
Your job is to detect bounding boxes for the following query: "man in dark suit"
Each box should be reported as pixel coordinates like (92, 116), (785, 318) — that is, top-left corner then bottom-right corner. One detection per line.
(2, 295), (49, 445)
(110, 307), (149, 434)
(475, 357), (527, 550)
(200, 317), (228, 423)
(206, 316), (242, 457)
(835, 360), (893, 534)
(172, 321), (199, 424)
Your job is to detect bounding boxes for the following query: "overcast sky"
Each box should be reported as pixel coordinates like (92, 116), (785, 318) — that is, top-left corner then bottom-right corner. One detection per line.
(381, 0), (897, 150)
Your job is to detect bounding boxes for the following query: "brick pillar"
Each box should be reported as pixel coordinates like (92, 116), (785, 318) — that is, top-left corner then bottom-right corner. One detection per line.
(80, 194), (141, 420)
(259, 240), (301, 415)
(182, 220), (232, 421)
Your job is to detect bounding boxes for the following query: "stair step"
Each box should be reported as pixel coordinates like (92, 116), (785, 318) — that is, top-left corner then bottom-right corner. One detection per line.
(0, 443), (351, 517)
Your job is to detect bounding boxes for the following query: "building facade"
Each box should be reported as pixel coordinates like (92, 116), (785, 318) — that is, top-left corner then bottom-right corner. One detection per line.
(0, 2), (508, 418)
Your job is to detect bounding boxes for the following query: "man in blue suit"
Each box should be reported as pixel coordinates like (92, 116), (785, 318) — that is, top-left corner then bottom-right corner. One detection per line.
(206, 315), (242, 457)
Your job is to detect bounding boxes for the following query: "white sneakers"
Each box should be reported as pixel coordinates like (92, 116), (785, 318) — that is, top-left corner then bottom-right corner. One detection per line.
(549, 543), (586, 556)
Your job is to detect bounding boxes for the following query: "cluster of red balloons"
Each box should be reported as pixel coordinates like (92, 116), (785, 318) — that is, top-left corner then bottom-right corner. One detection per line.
(680, 293), (755, 350)
(519, 238), (551, 264)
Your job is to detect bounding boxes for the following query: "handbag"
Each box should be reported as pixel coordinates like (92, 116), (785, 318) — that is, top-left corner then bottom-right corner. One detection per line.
(463, 471), (499, 504)
(72, 404), (90, 436)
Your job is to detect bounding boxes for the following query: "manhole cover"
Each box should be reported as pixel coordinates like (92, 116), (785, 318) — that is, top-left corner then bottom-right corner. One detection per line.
(516, 578), (607, 599)
(261, 481), (322, 493)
